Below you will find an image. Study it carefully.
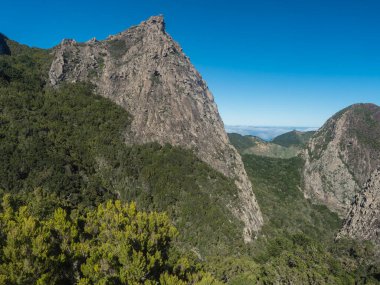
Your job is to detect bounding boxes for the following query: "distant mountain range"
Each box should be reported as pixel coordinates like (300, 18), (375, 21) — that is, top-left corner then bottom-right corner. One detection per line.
(228, 130), (316, 159)
(225, 125), (318, 141)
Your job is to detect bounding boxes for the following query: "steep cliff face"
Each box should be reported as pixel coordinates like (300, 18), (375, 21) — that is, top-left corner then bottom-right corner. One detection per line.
(0, 33), (10, 55)
(302, 104), (380, 216)
(337, 169), (380, 248)
(48, 15), (262, 241)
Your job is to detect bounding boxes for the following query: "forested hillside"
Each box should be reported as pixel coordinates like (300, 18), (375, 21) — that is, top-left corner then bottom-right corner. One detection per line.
(0, 38), (249, 258)
(227, 133), (299, 158)
(272, 130), (315, 147)
(0, 36), (379, 284)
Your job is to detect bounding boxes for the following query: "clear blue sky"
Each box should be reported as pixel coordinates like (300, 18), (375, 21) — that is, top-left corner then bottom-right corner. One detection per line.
(2, 0), (380, 127)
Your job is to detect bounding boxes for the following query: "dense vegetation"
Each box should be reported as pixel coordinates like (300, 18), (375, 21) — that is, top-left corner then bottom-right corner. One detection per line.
(272, 130), (315, 147)
(228, 133), (299, 158)
(227, 133), (259, 152)
(0, 37), (379, 284)
(208, 235), (380, 284)
(0, 34), (11, 55)
(350, 104), (380, 150)
(243, 155), (341, 242)
(212, 154), (380, 284)
(0, 39), (244, 258)
(0, 195), (220, 284)
(200, 149), (379, 284)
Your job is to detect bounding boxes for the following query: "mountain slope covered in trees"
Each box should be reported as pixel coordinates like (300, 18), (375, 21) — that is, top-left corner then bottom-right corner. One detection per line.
(227, 133), (300, 158)
(272, 130), (315, 147)
(0, 23), (379, 284)
(48, 15), (263, 241)
(0, 37), (248, 259)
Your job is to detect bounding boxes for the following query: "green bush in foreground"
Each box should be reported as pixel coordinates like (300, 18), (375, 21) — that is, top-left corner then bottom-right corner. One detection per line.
(0, 195), (221, 285)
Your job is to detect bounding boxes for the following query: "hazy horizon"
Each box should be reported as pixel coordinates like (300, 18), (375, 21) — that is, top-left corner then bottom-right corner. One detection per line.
(225, 125), (318, 141)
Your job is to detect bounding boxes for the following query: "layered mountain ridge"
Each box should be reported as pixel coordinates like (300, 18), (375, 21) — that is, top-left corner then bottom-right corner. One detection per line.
(48, 15), (262, 241)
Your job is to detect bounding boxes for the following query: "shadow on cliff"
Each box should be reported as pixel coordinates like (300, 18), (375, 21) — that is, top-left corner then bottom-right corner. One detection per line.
(0, 33), (11, 55)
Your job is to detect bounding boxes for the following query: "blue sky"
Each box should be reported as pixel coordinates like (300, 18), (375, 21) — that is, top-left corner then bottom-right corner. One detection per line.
(2, 0), (380, 127)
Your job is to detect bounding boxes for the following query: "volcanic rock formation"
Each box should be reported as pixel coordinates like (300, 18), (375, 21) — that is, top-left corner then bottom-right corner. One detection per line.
(337, 169), (380, 248)
(302, 103), (380, 216)
(48, 15), (263, 241)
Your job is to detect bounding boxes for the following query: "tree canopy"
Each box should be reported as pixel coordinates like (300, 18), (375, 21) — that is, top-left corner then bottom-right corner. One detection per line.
(0, 195), (221, 285)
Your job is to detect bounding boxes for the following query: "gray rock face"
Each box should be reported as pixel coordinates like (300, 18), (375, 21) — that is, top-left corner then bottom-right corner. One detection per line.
(337, 169), (380, 248)
(49, 15), (263, 241)
(0, 33), (10, 55)
(302, 104), (380, 216)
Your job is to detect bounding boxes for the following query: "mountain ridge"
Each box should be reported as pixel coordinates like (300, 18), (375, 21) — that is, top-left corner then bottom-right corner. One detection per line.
(302, 103), (380, 216)
(272, 130), (316, 147)
(228, 133), (300, 158)
(48, 15), (263, 241)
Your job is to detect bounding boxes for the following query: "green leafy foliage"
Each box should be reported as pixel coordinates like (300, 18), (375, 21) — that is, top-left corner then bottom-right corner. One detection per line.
(0, 82), (126, 210)
(0, 196), (221, 285)
(228, 234), (354, 285)
(221, 233), (380, 285)
(0, 38), (51, 91)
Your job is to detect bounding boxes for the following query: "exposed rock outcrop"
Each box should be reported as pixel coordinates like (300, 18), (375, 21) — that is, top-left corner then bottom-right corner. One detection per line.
(337, 169), (380, 248)
(48, 15), (263, 241)
(302, 104), (380, 216)
(0, 33), (10, 55)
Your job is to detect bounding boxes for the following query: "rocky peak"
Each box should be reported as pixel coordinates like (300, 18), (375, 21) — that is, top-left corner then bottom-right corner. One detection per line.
(141, 15), (166, 32)
(60, 39), (77, 46)
(49, 16), (263, 242)
(107, 15), (166, 41)
(302, 103), (380, 216)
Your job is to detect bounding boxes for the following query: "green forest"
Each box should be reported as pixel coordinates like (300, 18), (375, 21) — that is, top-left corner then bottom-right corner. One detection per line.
(0, 38), (379, 284)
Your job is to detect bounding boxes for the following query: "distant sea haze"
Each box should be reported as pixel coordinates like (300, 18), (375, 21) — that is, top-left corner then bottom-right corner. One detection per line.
(225, 125), (319, 141)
